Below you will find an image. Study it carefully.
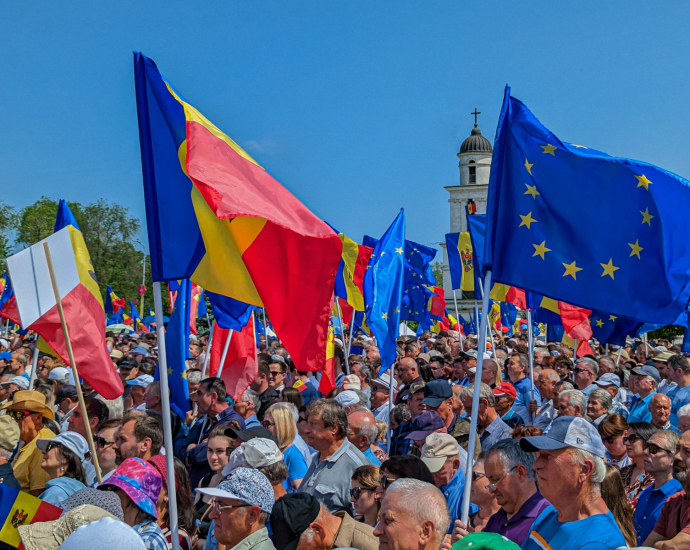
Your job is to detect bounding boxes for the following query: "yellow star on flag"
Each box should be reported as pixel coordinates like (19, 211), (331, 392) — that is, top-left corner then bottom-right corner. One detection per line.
(635, 174), (652, 191)
(562, 261), (582, 280)
(382, 312), (388, 320)
(628, 240), (643, 259)
(532, 241), (551, 260)
(609, 315), (617, 322)
(524, 158), (533, 175)
(395, 247), (403, 254)
(596, 319), (604, 328)
(524, 184), (540, 199)
(640, 208), (654, 226)
(519, 212), (537, 229)
(541, 144), (557, 156)
(600, 258), (620, 279)
(167, 367), (173, 375)
(394, 307), (399, 314)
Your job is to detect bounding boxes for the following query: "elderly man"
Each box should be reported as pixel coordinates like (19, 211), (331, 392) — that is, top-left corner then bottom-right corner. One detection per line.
(519, 416), (627, 549)
(529, 369), (560, 430)
(643, 430), (690, 548)
(634, 430), (682, 544)
(374, 479), (451, 550)
(8, 352), (28, 378)
(395, 357), (423, 405)
(370, 372), (397, 426)
(572, 357), (599, 396)
(649, 393), (681, 433)
(594, 373), (629, 418)
(664, 354), (690, 426)
(505, 353), (541, 425)
(628, 364), (660, 423)
(233, 388), (261, 429)
(586, 388), (612, 426)
(347, 410), (381, 466)
(597, 355), (616, 376)
(350, 362), (373, 399)
(459, 383), (512, 451)
(557, 389), (586, 418)
(271, 492), (377, 550)
(199, 467), (276, 550)
(300, 399), (367, 514)
(492, 382), (524, 429)
(678, 404), (690, 433)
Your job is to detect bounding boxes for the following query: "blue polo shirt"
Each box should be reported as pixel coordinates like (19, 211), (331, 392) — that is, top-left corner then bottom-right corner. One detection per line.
(440, 468), (479, 533)
(363, 447), (381, 466)
(512, 377), (541, 426)
(633, 477), (682, 544)
(664, 384), (690, 426)
(522, 506), (627, 550)
(627, 392), (656, 424)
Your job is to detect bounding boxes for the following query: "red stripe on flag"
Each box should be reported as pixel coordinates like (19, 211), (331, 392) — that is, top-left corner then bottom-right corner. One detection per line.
(209, 321), (258, 401)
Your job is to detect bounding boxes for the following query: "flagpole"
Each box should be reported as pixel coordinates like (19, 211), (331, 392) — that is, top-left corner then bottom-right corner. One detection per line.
(140, 257), (146, 318)
(42, 242), (103, 484)
(216, 329), (233, 378)
(152, 282), (181, 550)
(28, 344), (39, 389)
(347, 316), (356, 358)
(201, 322), (215, 380)
(335, 299), (350, 375)
(386, 359), (395, 453)
(526, 308), (535, 421)
(461, 269), (492, 525)
(452, 289), (464, 350)
(616, 347), (623, 365)
(605, 343), (609, 356)
(262, 308), (268, 349)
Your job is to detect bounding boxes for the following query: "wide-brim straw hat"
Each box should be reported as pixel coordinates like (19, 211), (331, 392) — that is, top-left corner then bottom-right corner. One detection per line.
(2, 390), (54, 419)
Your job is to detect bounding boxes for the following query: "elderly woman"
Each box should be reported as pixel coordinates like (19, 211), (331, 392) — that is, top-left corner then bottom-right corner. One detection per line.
(350, 465), (381, 527)
(37, 432), (88, 503)
(264, 402), (308, 490)
(587, 388), (613, 426)
(598, 414), (631, 469)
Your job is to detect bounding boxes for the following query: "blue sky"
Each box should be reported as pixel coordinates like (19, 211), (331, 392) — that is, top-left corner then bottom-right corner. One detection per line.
(2, 2), (689, 256)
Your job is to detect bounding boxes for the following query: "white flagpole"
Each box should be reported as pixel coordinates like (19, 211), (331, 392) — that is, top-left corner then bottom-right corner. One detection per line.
(28, 345), (40, 389)
(201, 322), (215, 380)
(527, 308), (535, 421)
(216, 329), (233, 378)
(386, 359), (395, 452)
(605, 343), (609, 356)
(335, 299), (350, 375)
(347, 317), (356, 357)
(461, 270), (492, 524)
(153, 282), (180, 550)
(616, 347), (623, 365)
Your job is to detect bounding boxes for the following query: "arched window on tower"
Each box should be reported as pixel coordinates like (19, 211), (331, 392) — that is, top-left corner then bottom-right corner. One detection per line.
(468, 160), (476, 184)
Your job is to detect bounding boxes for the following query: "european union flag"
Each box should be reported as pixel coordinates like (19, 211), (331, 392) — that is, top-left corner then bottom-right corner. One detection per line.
(208, 292), (257, 332)
(363, 209), (406, 374)
(589, 311), (644, 346)
(363, 236), (436, 287)
(159, 278), (191, 413)
(484, 87), (690, 325)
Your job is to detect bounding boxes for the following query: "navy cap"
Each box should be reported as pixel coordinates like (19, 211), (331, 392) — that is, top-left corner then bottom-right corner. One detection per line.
(422, 380), (453, 408)
(632, 364), (661, 384)
(405, 411), (446, 441)
(520, 416), (606, 458)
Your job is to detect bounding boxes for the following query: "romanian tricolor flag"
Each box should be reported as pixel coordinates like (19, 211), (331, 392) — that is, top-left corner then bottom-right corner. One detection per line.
(129, 301), (149, 333)
(0, 483), (62, 548)
(105, 285), (125, 315)
(334, 232), (373, 312)
(209, 313), (258, 401)
(319, 323), (336, 395)
(134, 53), (342, 371)
(4, 226), (125, 399)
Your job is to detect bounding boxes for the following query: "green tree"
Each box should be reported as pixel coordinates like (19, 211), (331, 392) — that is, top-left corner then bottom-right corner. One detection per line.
(431, 260), (444, 288)
(0, 200), (16, 270)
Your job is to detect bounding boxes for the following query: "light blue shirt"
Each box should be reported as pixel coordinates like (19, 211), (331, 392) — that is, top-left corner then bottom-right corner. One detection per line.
(634, 477), (682, 544)
(627, 392), (656, 424)
(441, 468), (479, 533)
(664, 384), (690, 426)
(512, 377), (541, 426)
(363, 446), (381, 466)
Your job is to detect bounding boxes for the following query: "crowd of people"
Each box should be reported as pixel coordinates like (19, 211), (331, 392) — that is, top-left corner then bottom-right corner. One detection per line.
(0, 327), (689, 550)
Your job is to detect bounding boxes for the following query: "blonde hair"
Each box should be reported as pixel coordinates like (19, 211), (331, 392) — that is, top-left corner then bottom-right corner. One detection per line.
(267, 402), (296, 450)
(376, 420), (388, 443)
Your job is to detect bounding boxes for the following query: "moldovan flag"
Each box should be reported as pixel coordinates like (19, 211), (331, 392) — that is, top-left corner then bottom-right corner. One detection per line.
(0, 483), (62, 548)
(209, 314), (258, 401)
(3, 228), (124, 399)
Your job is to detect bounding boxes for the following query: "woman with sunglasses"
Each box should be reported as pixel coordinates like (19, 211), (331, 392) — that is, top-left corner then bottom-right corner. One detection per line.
(620, 421), (656, 513)
(264, 402), (308, 490)
(598, 414), (631, 469)
(36, 432), (88, 504)
(350, 465), (381, 527)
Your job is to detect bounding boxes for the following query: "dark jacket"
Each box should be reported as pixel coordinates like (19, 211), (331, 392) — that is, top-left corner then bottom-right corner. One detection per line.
(257, 387), (279, 420)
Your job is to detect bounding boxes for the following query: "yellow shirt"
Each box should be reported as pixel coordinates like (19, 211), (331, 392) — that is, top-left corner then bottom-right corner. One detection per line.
(13, 427), (55, 492)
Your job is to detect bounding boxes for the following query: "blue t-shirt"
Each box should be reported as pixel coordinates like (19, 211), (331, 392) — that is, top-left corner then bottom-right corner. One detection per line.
(441, 468), (479, 533)
(363, 447), (381, 466)
(512, 377), (541, 426)
(634, 478), (682, 544)
(627, 392), (656, 424)
(522, 506), (627, 550)
(282, 443), (308, 491)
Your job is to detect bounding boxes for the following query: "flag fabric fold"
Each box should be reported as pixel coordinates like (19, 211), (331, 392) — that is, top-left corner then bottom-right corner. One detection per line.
(333, 232), (373, 312)
(209, 315), (258, 401)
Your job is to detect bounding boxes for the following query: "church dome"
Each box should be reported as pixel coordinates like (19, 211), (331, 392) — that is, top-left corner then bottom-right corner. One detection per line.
(458, 126), (492, 155)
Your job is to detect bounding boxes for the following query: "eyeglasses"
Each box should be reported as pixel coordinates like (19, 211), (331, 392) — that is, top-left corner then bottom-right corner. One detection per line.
(380, 475), (398, 490)
(572, 368), (592, 375)
(472, 471), (486, 482)
(95, 436), (115, 449)
(211, 499), (251, 513)
(647, 443), (676, 456)
(268, 371), (283, 378)
(350, 486), (375, 499)
(8, 410), (30, 422)
(602, 436), (617, 445)
(298, 416), (307, 424)
(623, 433), (647, 448)
(261, 421), (275, 428)
(486, 466), (517, 492)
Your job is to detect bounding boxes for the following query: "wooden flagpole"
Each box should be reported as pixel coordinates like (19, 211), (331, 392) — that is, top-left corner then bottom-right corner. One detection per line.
(42, 242), (102, 484)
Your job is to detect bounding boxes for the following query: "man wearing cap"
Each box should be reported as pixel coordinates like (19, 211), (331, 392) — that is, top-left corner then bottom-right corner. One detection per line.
(594, 373), (629, 418)
(505, 354), (541, 426)
(664, 354), (690, 426)
(1, 375), (29, 403)
(369, 372), (397, 427)
(5, 390), (55, 495)
(335, 390), (364, 414)
(394, 357), (423, 405)
(199, 467), (276, 550)
(459, 383), (512, 452)
(300, 399), (367, 514)
(493, 382), (524, 429)
(47, 366), (70, 391)
(389, 380), (425, 456)
(0, 416), (21, 490)
(519, 416), (627, 549)
(223, 438), (288, 499)
(628, 364), (660, 424)
(271, 492), (377, 550)
(420, 433), (477, 530)
(126, 374), (153, 410)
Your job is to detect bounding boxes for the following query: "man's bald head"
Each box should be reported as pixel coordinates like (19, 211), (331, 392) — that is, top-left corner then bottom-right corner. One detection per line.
(398, 357), (419, 384)
(480, 359), (499, 385)
(650, 393), (673, 428)
(347, 410), (379, 451)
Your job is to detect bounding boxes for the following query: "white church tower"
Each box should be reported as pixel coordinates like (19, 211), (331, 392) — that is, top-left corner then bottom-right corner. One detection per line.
(441, 109), (493, 308)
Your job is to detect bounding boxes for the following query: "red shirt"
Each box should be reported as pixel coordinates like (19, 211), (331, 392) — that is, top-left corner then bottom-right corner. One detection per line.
(653, 490), (690, 539)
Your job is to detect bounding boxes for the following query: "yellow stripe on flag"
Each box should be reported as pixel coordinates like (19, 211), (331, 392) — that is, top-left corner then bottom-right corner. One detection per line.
(458, 232), (474, 293)
(67, 226), (103, 307)
(339, 234), (365, 311)
(0, 491), (41, 547)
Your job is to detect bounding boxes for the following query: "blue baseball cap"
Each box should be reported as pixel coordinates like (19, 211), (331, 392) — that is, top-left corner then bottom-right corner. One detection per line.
(131, 347), (149, 356)
(632, 364), (661, 384)
(422, 380), (453, 408)
(126, 375), (153, 388)
(405, 411), (446, 441)
(519, 416), (606, 458)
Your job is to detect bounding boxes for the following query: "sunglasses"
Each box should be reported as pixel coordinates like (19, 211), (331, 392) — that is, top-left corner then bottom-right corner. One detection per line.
(472, 471), (486, 482)
(95, 436), (115, 449)
(602, 436), (618, 445)
(8, 410), (31, 422)
(647, 443), (676, 456)
(350, 486), (375, 499)
(262, 421), (275, 428)
(572, 367), (592, 374)
(380, 475), (398, 490)
(623, 434), (647, 447)
(298, 416), (307, 424)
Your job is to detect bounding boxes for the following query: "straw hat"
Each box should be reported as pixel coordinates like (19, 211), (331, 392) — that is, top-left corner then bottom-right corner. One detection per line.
(2, 390), (55, 420)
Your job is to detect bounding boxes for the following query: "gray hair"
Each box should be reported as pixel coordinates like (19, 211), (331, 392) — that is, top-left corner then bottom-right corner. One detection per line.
(386, 478), (450, 535)
(678, 403), (690, 420)
(187, 370), (202, 385)
(240, 388), (261, 412)
(534, 347), (549, 360)
(560, 389), (586, 413)
(460, 382), (495, 408)
(575, 357), (599, 376)
(588, 388), (612, 411)
(645, 375), (659, 389)
(598, 356), (616, 372)
(391, 404), (411, 425)
(572, 448), (606, 490)
(653, 429), (680, 452)
(0, 447), (13, 462)
(15, 354), (28, 367)
(307, 399), (349, 439)
(542, 369), (560, 383)
(357, 364), (372, 384)
(554, 380), (574, 393)
(485, 438), (536, 481)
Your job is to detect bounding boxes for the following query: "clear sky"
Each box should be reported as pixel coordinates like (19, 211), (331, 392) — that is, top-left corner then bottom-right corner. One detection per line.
(2, 2), (689, 256)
